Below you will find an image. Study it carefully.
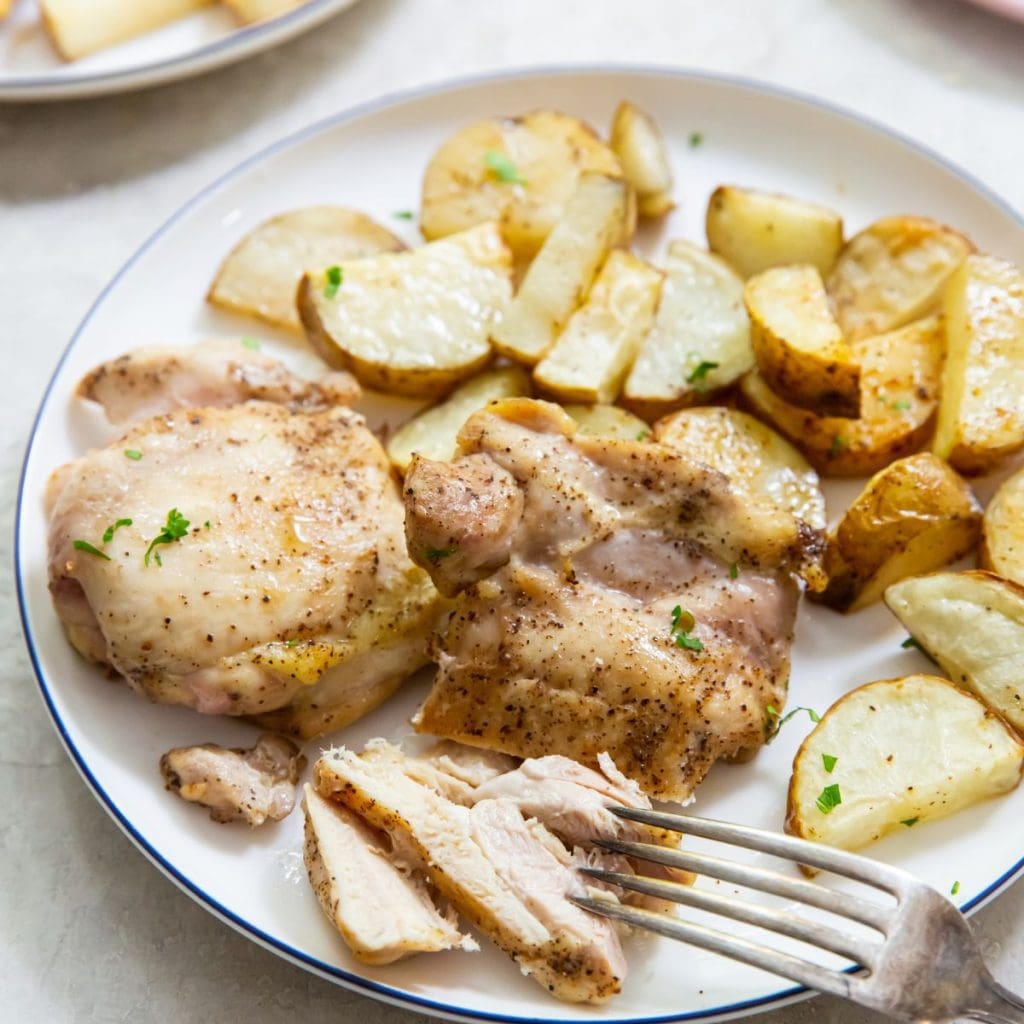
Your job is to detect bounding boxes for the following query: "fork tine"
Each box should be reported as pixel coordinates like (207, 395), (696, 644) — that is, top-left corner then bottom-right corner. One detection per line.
(596, 838), (891, 932)
(582, 868), (878, 967)
(572, 895), (858, 1000)
(611, 807), (910, 893)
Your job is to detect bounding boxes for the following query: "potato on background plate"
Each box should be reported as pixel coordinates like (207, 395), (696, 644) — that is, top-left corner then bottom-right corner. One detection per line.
(223, 0), (305, 22)
(745, 264), (860, 418)
(207, 207), (405, 334)
(885, 571), (1024, 735)
(622, 241), (752, 420)
(982, 465), (1024, 584)
(705, 185), (843, 279)
(813, 453), (981, 612)
(932, 254), (1024, 475)
(297, 222), (512, 398)
(740, 316), (943, 476)
(787, 675), (1024, 856)
(609, 101), (674, 218)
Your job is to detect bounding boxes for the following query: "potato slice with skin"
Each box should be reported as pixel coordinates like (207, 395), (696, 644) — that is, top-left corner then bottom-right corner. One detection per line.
(622, 241), (752, 420)
(787, 675), (1024, 855)
(207, 207), (404, 335)
(387, 366), (532, 473)
(811, 453), (981, 612)
(706, 186), (843, 279)
(932, 254), (1024, 475)
(827, 216), (973, 342)
(746, 265), (860, 418)
(420, 111), (628, 260)
(609, 101), (674, 218)
(297, 223), (511, 398)
(533, 251), (662, 404)
(885, 571), (1024, 734)
(739, 316), (944, 477)
(563, 404), (650, 441)
(982, 466), (1024, 584)
(655, 407), (826, 531)
(492, 174), (630, 365)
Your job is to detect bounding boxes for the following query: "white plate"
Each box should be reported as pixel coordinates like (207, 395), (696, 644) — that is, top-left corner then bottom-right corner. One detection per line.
(15, 67), (1024, 1024)
(0, 0), (361, 101)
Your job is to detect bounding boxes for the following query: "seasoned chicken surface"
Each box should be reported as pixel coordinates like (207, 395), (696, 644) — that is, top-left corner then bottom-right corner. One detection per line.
(160, 733), (305, 825)
(315, 743), (626, 1003)
(48, 401), (441, 737)
(303, 785), (475, 964)
(406, 399), (822, 801)
(78, 340), (360, 425)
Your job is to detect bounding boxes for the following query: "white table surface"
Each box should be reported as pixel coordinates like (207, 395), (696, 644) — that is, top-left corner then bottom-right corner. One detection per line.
(2, 2), (1023, 1021)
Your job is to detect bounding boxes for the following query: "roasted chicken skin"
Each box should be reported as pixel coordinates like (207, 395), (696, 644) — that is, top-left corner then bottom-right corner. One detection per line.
(406, 399), (822, 801)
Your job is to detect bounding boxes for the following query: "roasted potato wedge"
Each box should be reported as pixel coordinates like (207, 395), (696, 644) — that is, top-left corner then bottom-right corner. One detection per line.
(932, 254), (1024, 475)
(493, 173), (630, 365)
(705, 186), (843, 279)
(533, 250), (662, 404)
(746, 265), (860, 417)
(41, 0), (211, 59)
(740, 316), (944, 476)
(207, 207), (405, 335)
(827, 216), (973, 342)
(886, 571), (1024, 734)
(982, 466), (1024, 584)
(419, 111), (628, 260)
(297, 223), (511, 398)
(654, 407), (826, 530)
(812, 453), (981, 612)
(609, 101), (674, 218)
(563, 403), (650, 441)
(222, 0), (304, 22)
(787, 675), (1024, 854)
(386, 366), (532, 473)
(622, 241), (752, 420)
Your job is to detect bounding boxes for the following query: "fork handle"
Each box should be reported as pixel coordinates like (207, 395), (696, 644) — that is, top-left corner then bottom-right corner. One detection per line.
(970, 979), (1024, 1023)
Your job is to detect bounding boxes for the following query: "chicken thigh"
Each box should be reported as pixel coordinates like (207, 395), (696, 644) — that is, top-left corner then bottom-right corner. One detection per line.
(405, 399), (823, 802)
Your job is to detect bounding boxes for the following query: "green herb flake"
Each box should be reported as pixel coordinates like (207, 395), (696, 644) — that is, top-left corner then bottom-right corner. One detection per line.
(144, 508), (191, 567)
(102, 518), (132, 544)
(424, 546), (458, 563)
(204, 520), (212, 530)
(73, 539), (111, 561)
(240, 337), (261, 351)
(323, 265), (343, 299)
(635, 430), (649, 441)
(124, 449), (143, 461)
(729, 562), (739, 580)
(285, 638), (300, 648)
(951, 880), (961, 896)
(687, 359), (720, 390)
(688, 131), (704, 148)
(670, 605), (703, 652)
(392, 210), (415, 221)
(484, 150), (526, 185)
(892, 399), (911, 411)
(765, 704), (821, 743)
(815, 783), (842, 815)
(822, 753), (838, 774)
(901, 817), (919, 827)
(829, 435), (846, 458)
(902, 636), (922, 650)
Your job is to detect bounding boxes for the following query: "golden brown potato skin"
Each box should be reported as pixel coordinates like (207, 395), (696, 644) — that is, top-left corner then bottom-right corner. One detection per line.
(739, 316), (944, 477)
(981, 466), (1024, 585)
(812, 453), (981, 612)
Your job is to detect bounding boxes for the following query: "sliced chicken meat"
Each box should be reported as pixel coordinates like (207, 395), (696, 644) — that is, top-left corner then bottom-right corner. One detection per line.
(159, 732), (305, 825)
(303, 785), (475, 964)
(314, 744), (626, 1003)
(406, 399), (823, 801)
(77, 340), (360, 425)
(48, 401), (442, 737)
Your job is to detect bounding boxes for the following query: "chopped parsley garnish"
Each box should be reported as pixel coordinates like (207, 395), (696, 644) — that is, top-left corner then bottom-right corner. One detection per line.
(73, 539), (110, 561)
(635, 430), (649, 441)
(670, 605), (703, 652)
(765, 704), (820, 742)
(392, 210), (415, 220)
(901, 636), (922, 650)
(324, 265), (343, 299)
(729, 562), (739, 580)
(822, 753), (838, 773)
(688, 131), (704, 148)
(424, 546), (458, 563)
(124, 449), (143, 461)
(815, 783), (842, 815)
(285, 638), (300, 648)
(484, 150), (526, 185)
(951, 880), (961, 896)
(240, 337), (261, 350)
(144, 508), (190, 567)
(204, 520), (212, 530)
(102, 518), (132, 544)
(829, 435), (846, 458)
(901, 817), (919, 827)
(687, 359), (719, 390)
(892, 399), (911, 411)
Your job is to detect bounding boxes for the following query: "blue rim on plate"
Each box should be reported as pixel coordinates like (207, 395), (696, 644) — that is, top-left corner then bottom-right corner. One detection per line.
(15, 65), (1024, 1024)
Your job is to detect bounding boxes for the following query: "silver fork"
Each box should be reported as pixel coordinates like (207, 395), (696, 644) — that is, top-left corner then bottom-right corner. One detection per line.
(572, 807), (1024, 1023)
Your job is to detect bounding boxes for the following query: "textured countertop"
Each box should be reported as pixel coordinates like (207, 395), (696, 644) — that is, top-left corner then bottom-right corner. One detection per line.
(2, 1), (1023, 1021)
